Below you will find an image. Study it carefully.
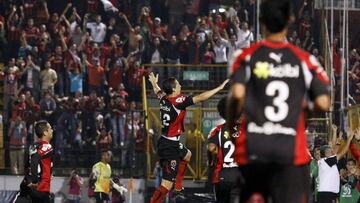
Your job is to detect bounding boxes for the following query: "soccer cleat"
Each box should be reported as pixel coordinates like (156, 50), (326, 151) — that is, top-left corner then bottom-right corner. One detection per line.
(173, 187), (185, 199)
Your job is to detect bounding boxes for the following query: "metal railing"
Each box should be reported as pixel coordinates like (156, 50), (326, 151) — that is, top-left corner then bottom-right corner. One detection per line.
(0, 110), (147, 178)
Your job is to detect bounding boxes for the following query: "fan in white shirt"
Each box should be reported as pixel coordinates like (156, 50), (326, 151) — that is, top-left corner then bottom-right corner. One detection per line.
(237, 22), (254, 49)
(86, 15), (107, 44)
(318, 126), (355, 203)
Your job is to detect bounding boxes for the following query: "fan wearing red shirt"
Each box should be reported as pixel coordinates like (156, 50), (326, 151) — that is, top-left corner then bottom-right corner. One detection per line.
(85, 59), (105, 96)
(148, 72), (228, 203)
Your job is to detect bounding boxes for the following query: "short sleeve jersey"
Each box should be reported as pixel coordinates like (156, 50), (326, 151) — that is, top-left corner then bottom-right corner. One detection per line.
(92, 162), (112, 194)
(207, 122), (241, 183)
(231, 40), (329, 165)
(157, 91), (194, 137)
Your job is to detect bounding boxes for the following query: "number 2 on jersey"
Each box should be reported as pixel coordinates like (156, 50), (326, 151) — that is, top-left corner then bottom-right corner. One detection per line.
(264, 81), (289, 122)
(162, 113), (170, 126)
(224, 141), (235, 163)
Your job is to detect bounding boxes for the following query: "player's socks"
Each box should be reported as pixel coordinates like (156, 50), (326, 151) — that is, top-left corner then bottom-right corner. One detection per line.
(175, 160), (188, 191)
(150, 185), (169, 203)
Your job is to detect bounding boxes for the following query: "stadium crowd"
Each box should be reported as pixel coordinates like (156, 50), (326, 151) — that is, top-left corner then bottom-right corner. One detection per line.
(0, 0), (360, 202)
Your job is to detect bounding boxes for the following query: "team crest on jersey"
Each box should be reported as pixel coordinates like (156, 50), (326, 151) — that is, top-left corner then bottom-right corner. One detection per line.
(176, 96), (186, 103)
(40, 144), (52, 153)
(170, 160), (177, 170)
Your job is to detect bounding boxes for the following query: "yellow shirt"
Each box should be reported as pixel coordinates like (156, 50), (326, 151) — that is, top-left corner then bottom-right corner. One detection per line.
(92, 162), (111, 194)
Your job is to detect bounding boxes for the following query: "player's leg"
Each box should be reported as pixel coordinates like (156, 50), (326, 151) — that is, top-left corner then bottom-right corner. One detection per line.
(240, 164), (269, 203)
(150, 137), (179, 203)
(270, 164), (310, 203)
(150, 159), (178, 203)
(175, 144), (191, 192)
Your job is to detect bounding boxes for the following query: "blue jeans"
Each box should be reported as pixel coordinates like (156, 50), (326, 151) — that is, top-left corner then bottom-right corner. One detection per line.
(111, 115), (126, 146)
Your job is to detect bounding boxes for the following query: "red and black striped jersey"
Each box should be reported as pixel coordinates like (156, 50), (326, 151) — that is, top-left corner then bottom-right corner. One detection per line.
(29, 140), (53, 192)
(157, 91), (194, 137)
(207, 122), (241, 184)
(230, 40), (329, 166)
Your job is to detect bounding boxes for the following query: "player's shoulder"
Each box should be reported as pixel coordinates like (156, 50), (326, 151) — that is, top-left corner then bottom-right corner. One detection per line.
(168, 94), (188, 104)
(37, 142), (53, 156)
(230, 42), (265, 73)
(207, 123), (226, 139)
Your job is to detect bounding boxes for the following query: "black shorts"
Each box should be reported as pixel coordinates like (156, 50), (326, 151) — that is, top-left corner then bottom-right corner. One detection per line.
(240, 163), (310, 203)
(30, 190), (51, 203)
(214, 167), (243, 203)
(317, 192), (337, 203)
(157, 136), (189, 182)
(95, 192), (110, 203)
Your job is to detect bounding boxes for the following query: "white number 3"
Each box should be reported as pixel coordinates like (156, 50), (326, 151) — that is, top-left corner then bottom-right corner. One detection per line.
(264, 81), (289, 122)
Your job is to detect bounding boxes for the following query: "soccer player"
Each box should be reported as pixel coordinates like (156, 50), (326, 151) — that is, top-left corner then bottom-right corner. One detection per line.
(207, 97), (243, 203)
(92, 151), (128, 203)
(17, 120), (54, 203)
(148, 72), (228, 203)
(227, 0), (330, 202)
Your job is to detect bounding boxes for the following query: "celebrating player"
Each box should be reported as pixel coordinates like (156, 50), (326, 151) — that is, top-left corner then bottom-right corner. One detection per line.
(227, 0), (330, 202)
(148, 72), (228, 203)
(14, 120), (54, 203)
(207, 97), (243, 203)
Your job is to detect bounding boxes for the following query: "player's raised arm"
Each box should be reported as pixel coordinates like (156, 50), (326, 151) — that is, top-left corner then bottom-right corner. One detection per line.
(148, 72), (162, 95)
(192, 79), (229, 104)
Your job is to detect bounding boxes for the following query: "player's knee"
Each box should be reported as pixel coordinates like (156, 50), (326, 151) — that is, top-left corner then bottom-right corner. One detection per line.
(185, 150), (192, 161)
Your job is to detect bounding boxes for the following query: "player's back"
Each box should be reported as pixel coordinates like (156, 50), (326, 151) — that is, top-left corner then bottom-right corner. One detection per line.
(231, 40), (329, 165)
(208, 123), (240, 184)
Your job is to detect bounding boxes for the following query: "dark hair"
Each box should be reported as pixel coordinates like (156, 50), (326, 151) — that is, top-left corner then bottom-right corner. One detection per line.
(162, 77), (177, 95)
(259, 0), (292, 33)
(217, 97), (227, 119)
(320, 145), (331, 158)
(34, 120), (49, 138)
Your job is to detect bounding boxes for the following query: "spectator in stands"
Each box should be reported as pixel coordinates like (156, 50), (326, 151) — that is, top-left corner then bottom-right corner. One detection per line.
(40, 60), (58, 96)
(165, 35), (181, 78)
(202, 42), (215, 64)
(85, 58), (105, 96)
(24, 18), (39, 46)
(110, 94), (127, 148)
(106, 58), (126, 91)
(83, 91), (103, 144)
(85, 14), (107, 44)
(126, 61), (148, 105)
(69, 64), (84, 96)
(1, 58), (20, 122)
(52, 34), (68, 97)
(7, 5), (24, 59)
(21, 55), (40, 102)
(339, 159), (359, 203)
(39, 91), (56, 126)
(211, 32), (228, 64)
(237, 21), (254, 49)
(9, 116), (27, 174)
(68, 168), (83, 203)
(188, 34), (205, 64)
(318, 129), (355, 203)
(18, 32), (32, 59)
(120, 13), (144, 55)
(310, 147), (321, 203)
(148, 37), (166, 78)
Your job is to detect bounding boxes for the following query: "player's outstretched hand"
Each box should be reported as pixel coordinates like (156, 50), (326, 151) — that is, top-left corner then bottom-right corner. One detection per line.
(149, 72), (158, 85)
(219, 79), (230, 89)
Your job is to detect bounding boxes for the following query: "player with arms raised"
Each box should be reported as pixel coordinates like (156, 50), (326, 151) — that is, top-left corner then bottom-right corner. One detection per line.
(148, 72), (228, 203)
